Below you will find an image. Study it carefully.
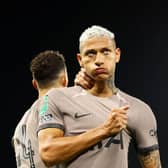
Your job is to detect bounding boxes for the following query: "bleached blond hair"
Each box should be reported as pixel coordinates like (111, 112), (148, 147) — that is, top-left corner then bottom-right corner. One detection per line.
(79, 25), (116, 51)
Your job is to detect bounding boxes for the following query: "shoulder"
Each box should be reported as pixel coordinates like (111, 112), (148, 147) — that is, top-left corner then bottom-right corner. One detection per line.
(46, 85), (82, 97)
(119, 90), (157, 131)
(14, 109), (31, 129)
(13, 99), (40, 135)
(13, 108), (31, 140)
(118, 89), (153, 112)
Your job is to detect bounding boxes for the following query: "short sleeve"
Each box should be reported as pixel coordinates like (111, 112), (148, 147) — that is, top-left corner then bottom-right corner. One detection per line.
(130, 103), (159, 154)
(37, 93), (65, 134)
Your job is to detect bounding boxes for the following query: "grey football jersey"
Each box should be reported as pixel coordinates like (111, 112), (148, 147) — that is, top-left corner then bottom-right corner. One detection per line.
(38, 86), (159, 168)
(13, 100), (56, 168)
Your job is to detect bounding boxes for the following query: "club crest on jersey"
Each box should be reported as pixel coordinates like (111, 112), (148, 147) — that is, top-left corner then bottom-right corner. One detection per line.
(39, 95), (48, 116)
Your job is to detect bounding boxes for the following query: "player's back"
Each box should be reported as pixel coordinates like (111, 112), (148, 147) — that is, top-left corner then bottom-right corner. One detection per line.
(13, 99), (56, 168)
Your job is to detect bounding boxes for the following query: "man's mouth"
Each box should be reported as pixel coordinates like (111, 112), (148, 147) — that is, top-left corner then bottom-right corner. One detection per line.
(94, 68), (108, 74)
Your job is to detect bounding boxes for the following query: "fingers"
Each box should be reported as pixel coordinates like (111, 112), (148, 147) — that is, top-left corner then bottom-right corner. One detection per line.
(119, 105), (130, 111)
(74, 68), (95, 89)
(112, 105), (129, 123)
(74, 75), (91, 89)
(104, 106), (129, 135)
(80, 68), (95, 85)
(112, 105), (129, 116)
(111, 111), (128, 128)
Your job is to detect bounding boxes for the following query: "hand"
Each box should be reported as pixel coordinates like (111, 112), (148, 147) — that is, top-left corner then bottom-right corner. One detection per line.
(74, 68), (95, 89)
(102, 105), (129, 136)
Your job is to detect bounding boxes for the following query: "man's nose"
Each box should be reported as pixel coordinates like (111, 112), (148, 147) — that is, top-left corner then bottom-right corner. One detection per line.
(95, 53), (104, 66)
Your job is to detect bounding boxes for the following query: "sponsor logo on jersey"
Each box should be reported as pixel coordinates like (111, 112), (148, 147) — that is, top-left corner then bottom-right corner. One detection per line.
(40, 114), (53, 122)
(74, 112), (91, 118)
(149, 129), (157, 136)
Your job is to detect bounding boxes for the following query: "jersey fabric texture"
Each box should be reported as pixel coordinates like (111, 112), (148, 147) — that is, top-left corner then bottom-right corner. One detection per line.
(37, 86), (159, 168)
(12, 100), (57, 168)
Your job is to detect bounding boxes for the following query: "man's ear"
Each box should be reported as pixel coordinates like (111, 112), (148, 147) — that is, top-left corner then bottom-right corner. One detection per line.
(61, 74), (68, 87)
(76, 53), (83, 67)
(115, 48), (121, 63)
(32, 79), (38, 90)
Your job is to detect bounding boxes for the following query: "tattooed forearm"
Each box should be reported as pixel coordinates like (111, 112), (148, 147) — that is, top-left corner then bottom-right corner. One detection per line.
(138, 150), (161, 168)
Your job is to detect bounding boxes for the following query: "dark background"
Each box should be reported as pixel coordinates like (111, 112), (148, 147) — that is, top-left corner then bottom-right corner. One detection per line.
(1, 1), (168, 167)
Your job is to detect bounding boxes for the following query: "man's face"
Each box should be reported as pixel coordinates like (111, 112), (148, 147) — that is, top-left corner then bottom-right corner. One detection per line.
(78, 36), (120, 81)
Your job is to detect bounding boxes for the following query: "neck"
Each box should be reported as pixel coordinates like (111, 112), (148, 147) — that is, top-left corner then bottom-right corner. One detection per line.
(38, 88), (51, 98)
(88, 79), (117, 97)
(38, 84), (62, 98)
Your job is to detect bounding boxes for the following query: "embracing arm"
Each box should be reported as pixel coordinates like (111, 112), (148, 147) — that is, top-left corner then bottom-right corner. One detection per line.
(38, 105), (129, 167)
(138, 149), (162, 168)
(38, 126), (109, 167)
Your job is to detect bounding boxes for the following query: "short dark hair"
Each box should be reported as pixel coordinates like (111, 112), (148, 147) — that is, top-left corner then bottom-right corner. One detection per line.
(30, 50), (66, 88)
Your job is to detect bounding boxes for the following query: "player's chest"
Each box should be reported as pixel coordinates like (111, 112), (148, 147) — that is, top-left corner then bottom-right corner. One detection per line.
(59, 95), (122, 135)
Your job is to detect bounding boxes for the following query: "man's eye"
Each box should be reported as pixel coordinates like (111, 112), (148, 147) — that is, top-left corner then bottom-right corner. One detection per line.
(103, 50), (110, 55)
(87, 52), (95, 57)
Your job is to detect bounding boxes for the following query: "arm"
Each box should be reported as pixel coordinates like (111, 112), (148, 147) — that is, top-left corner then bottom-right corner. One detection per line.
(138, 149), (162, 168)
(38, 105), (129, 167)
(130, 103), (162, 168)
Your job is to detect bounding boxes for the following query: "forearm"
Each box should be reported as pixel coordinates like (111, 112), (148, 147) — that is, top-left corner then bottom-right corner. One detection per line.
(138, 150), (162, 168)
(39, 126), (110, 166)
(39, 106), (128, 166)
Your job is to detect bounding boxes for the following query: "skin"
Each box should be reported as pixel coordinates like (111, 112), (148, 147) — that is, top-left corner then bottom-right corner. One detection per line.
(38, 36), (161, 167)
(38, 36), (128, 167)
(38, 106), (128, 166)
(78, 37), (162, 168)
(74, 68), (95, 89)
(138, 150), (162, 168)
(77, 36), (120, 97)
(32, 70), (68, 98)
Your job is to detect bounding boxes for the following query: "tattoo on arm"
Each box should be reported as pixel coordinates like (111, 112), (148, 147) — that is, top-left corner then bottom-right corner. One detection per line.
(138, 150), (162, 168)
